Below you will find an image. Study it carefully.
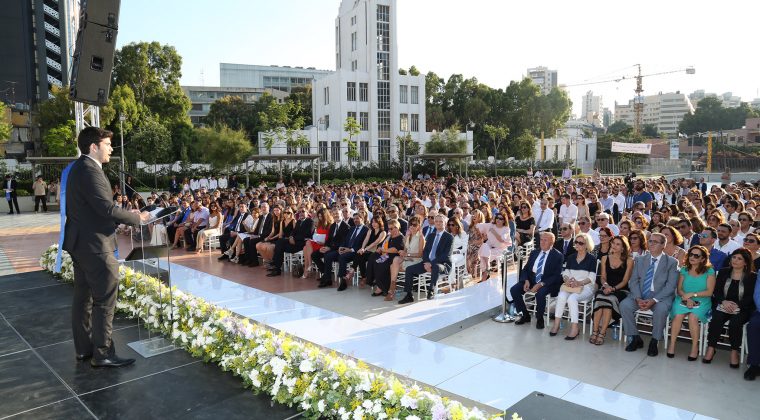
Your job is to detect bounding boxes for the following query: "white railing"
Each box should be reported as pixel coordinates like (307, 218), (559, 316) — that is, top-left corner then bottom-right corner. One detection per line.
(46, 57), (62, 72)
(47, 74), (63, 87)
(43, 4), (60, 19)
(45, 39), (61, 54)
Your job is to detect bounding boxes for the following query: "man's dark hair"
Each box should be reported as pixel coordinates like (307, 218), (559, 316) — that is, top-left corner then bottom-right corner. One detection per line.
(703, 226), (717, 239)
(77, 126), (113, 155)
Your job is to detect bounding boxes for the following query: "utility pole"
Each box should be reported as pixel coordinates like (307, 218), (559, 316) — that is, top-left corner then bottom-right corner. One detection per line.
(706, 131), (712, 173)
(119, 114), (126, 197)
(633, 64), (643, 136)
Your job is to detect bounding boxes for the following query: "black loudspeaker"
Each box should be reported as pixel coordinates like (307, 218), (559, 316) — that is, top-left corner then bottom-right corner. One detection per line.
(69, 0), (121, 106)
(80, 0), (121, 29)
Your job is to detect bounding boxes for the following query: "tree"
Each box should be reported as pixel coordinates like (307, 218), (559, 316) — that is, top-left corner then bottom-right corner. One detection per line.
(398, 68), (407, 75)
(193, 125), (252, 170)
(42, 120), (76, 156)
(206, 96), (251, 132)
(100, 84), (142, 138)
(128, 115), (171, 164)
(483, 123), (509, 158)
(679, 97), (759, 135)
(112, 42), (191, 125)
(396, 133), (420, 168)
(509, 130), (537, 160)
(607, 120), (631, 134)
(38, 85), (74, 135)
(287, 85), (312, 127)
(0, 102), (10, 144)
(425, 127), (467, 153)
(169, 120), (198, 162)
(641, 124), (659, 138)
(343, 116), (361, 179)
(408, 65), (421, 76)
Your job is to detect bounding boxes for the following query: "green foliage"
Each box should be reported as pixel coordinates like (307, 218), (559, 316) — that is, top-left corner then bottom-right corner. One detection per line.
(42, 120), (76, 156)
(287, 85), (312, 127)
(607, 120), (631, 134)
(0, 102), (10, 143)
(509, 130), (537, 160)
(38, 85), (74, 136)
(169, 120), (198, 162)
(398, 68), (407, 75)
(206, 95), (251, 132)
(396, 133), (420, 163)
(193, 125), (252, 170)
(343, 116), (361, 178)
(679, 97), (759, 135)
(483, 124), (509, 158)
(597, 123), (642, 160)
(408, 65), (421, 76)
(641, 124), (659, 138)
(128, 115), (171, 164)
(112, 42), (190, 126)
(425, 127), (467, 154)
(100, 84), (142, 138)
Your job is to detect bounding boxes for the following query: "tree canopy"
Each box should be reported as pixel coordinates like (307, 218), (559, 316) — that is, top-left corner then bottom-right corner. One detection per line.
(42, 120), (76, 156)
(679, 97), (759, 135)
(194, 125), (252, 169)
(0, 102), (10, 143)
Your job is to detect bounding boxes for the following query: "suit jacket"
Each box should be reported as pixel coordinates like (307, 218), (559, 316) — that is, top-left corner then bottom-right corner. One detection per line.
(519, 248), (564, 289)
(421, 230), (453, 266)
(628, 254), (679, 303)
(343, 224), (368, 251)
(291, 217), (315, 245)
(554, 237), (577, 260)
(63, 156), (140, 254)
(324, 221), (349, 250)
(5, 179), (18, 198)
(255, 212), (273, 238)
(713, 268), (757, 313)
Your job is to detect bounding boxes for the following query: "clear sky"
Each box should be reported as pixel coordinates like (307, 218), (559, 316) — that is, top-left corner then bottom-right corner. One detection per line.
(116, 0), (760, 116)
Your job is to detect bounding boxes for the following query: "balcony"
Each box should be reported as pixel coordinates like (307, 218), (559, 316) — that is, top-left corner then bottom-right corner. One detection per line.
(44, 39), (61, 54)
(44, 21), (60, 37)
(46, 57), (62, 72)
(47, 74), (63, 87)
(43, 4), (59, 19)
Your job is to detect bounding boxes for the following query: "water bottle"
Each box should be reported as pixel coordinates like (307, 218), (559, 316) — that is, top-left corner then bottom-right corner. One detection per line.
(612, 323), (619, 340)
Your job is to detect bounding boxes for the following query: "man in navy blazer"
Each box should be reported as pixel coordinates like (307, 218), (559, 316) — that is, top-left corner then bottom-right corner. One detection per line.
(320, 212), (369, 290)
(511, 232), (564, 329)
(399, 214), (453, 304)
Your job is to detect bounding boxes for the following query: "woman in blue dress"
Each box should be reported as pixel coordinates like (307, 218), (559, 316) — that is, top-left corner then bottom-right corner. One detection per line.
(667, 245), (716, 360)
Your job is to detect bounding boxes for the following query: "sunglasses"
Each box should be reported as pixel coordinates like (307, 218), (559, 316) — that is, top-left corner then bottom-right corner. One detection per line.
(648, 240), (663, 245)
(561, 227), (571, 231)
(574, 240), (586, 246)
(743, 238), (757, 244)
(688, 252), (704, 259)
(578, 221), (587, 225)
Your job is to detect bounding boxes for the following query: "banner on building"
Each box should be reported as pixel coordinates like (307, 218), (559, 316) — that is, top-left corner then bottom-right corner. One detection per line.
(669, 139), (679, 160)
(611, 142), (652, 155)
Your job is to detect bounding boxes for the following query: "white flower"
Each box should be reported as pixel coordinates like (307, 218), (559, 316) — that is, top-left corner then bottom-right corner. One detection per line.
(400, 395), (418, 409)
(299, 359), (314, 373)
(406, 416), (421, 420)
(317, 400), (326, 413)
(269, 357), (286, 376)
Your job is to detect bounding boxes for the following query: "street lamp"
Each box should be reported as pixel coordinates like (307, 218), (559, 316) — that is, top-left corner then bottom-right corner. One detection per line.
(119, 113), (126, 198)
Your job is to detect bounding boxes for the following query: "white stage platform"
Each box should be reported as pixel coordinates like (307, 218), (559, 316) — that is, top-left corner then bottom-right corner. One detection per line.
(159, 261), (710, 419)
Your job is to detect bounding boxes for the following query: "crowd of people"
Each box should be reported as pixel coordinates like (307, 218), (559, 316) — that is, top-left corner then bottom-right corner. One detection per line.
(130, 172), (760, 381)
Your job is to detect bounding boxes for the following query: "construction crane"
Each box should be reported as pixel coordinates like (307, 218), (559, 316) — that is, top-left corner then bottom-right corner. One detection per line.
(565, 65), (696, 135)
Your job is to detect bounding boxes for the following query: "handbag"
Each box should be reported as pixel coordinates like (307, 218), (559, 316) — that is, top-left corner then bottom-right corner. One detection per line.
(560, 284), (583, 294)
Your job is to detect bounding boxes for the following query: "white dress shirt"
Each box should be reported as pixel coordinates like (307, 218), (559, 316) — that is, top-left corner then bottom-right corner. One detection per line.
(535, 208), (554, 232)
(559, 203), (578, 224)
(532, 250), (550, 277)
(714, 239), (740, 255)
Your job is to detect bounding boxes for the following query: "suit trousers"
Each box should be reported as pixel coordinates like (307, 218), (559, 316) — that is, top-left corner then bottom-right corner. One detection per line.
(747, 312), (760, 366)
(510, 282), (555, 317)
(71, 250), (119, 360)
(7, 197), (20, 213)
(243, 236), (264, 264)
(272, 238), (303, 270)
(619, 296), (671, 341)
(707, 310), (750, 350)
(404, 261), (446, 293)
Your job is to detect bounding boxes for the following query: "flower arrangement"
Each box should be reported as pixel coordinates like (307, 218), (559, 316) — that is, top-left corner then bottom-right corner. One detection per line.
(40, 244), (510, 420)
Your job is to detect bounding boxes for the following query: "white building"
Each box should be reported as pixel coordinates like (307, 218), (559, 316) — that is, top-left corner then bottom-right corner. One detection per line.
(527, 66), (558, 95)
(220, 63), (332, 93)
(258, 0), (472, 167)
(614, 92), (694, 136)
(581, 91), (603, 127)
(535, 120), (597, 174)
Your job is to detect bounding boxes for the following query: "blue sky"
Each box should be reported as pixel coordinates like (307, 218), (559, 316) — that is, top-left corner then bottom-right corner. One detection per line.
(117, 0), (760, 116)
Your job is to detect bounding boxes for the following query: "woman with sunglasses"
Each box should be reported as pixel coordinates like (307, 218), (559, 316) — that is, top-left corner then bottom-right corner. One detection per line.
(628, 229), (649, 258)
(388, 216), (425, 300)
(550, 232), (597, 340)
(466, 209), (486, 278)
(666, 245), (716, 360)
(369, 220), (405, 298)
(355, 217), (387, 285)
(592, 227), (613, 259)
(703, 248), (756, 367)
(447, 216), (468, 279)
(591, 236), (633, 345)
(256, 206), (287, 263)
(514, 202), (535, 247)
(475, 212), (512, 283)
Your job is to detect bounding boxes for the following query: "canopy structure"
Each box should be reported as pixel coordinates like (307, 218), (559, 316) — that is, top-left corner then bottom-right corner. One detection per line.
(407, 153), (475, 178)
(245, 154), (322, 186)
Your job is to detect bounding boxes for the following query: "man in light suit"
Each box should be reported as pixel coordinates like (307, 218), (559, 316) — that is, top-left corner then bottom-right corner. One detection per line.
(511, 232), (565, 329)
(620, 232), (679, 356)
(64, 127), (150, 368)
(399, 214), (453, 304)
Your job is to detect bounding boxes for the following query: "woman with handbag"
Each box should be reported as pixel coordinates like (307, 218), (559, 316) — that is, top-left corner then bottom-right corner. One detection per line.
(590, 236), (633, 345)
(369, 220), (405, 297)
(550, 232), (597, 340)
(302, 208), (332, 278)
(354, 217), (386, 285)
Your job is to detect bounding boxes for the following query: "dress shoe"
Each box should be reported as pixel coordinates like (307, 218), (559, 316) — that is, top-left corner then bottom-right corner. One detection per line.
(625, 335), (644, 352)
(76, 353), (93, 361)
(666, 352), (675, 359)
(426, 291), (433, 300)
(536, 317), (545, 330)
(337, 280), (347, 291)
(398, 293), (414, 304)
(647, 339), (659, 357)
(564, 333), (579, 341)
(730, 363), (740, 369)
(91, 356), (135, 368)
(371, 291), (385, 297)
(744, 365), (759, 381)
(514, 315), (531, 325)
(266, 270), (281, 277)
(317, 280), (332, 288)
(218, 254), (229, 261)
(549, 331), (558, 337)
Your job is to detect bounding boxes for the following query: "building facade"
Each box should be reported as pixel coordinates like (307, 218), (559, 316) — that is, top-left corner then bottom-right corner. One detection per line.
(259, 0), (472, 166)
(220, 63), (332, 93)
(527, 66), (558, 95)
(581, 91), (603, 127)
(182, 86), (290, 126)
(614, 92), (694, 136)
(535, 120), (597, 174)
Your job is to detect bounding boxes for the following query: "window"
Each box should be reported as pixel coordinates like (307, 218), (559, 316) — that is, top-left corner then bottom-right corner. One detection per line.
(351, 32), (357, 51)
(410, 114), (419, 132)
(378, 110), (390, 138)
(347, 82), (356, 101)
(379, 139), (391, 164)
(359, 83), (368, 101)
(324, 87), (329, 105)
(319, 141), (328, 161)
(360, 141), (369, 161)
(351, 15), (356, 25)
(351, 60), (357, 71)
(191, 103), (202, 111)
(585, 145), (589, 160)
(324, 115), (330, 129)
(347, 111), (357, 123)
(411, 86), (419, 104)
(360, 112), (369, 131)
(400, 113), (409, 132)
(399, 85), (408, 104)
(331, 141), (341, 162)
(377, 81), (390, 109)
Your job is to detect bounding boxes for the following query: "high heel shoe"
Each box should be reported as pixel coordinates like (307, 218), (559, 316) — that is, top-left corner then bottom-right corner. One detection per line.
(688, 354), (698, 361)
(666, 350), (675, 358)
(564, 333), (579, 341)
(549, 330), (559, 337)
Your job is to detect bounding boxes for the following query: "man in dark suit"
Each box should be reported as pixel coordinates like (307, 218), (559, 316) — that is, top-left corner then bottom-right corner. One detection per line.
(399, 214), (453, 304)
(554, 223), (576, 261)
(218, 203), (250, 259)
(320, 213), (368, 290)
(4, 174), (20, 214)
(269, 208), (315, 276)
(510, 232), (564, 329)
(242, 202), (273, 266)
(314, 208), (350, 285)
(63, 127), (150, 368)
(386, 205), (408, 235)
(169, 175), (180, 195)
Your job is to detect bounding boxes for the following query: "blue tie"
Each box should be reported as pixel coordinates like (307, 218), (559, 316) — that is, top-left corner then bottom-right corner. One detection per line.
(535, 251), (547, 283)
(430, 232), (440, 261)
(642, 257), (657, 299)
(54, 161), (76, 273)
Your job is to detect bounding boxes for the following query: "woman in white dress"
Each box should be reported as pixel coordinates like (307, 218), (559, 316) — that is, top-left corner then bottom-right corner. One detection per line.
(550, 232), (597, 340)
(476, 213), (512, 282)
(447, 216), (469, 270)
(196, 202), (223, 253)
(388, 216), (425, 301)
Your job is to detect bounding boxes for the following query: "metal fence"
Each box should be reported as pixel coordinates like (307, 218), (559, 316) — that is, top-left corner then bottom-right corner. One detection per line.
(597, 157), (760, 176)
